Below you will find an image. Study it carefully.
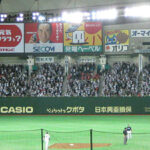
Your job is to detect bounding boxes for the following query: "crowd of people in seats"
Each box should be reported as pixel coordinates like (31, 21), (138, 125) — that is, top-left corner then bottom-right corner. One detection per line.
(65, 63), (100, 97)
(139, 64), (150, 96)
(2, 62), (150, 97)
(29, 63), (64, 97)
(0, 64), (29, 97)
(102, 62), (139, 97)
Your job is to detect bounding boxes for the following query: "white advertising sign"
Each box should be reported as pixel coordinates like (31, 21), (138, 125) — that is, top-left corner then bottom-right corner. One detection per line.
(131, 29), (150, 37)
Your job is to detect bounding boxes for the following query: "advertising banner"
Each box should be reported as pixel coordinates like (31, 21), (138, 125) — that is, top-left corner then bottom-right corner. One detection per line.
(0, 97), (150, 115)
(64, 22), (102, 52)
(35, 57), (54, 63)
(0, 23), (24, 53)
(105, 30), (129, 53)
(25, 23), (63, 53)
(131, 29), (150, 37)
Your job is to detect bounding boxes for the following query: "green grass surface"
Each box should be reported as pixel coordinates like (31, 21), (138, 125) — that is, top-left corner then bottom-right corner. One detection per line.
(0, 115), (150, 150)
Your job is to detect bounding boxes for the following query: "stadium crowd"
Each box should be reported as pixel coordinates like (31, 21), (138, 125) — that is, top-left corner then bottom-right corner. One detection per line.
(0, 64), (29, 97)
(29, 63), (64, 97)
(102, 62), (139, 97)
(65, 63), (100, 97)
(0, 63), (64, 97)
(1, 62), (150, 97)
(139, 64), (150, 96)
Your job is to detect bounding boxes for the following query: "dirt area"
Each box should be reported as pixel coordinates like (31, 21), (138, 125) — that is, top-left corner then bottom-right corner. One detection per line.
(49, 143), (111, 149)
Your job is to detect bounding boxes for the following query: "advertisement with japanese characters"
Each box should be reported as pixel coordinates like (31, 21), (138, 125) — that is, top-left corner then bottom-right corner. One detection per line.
(25, 23), (63, 53)
(64, 22), (102, 52)
(131, 29), (150, 37)
(0, 23), (24, 53)
(105, 30), (129, 53)
(0, 97), (150, 115)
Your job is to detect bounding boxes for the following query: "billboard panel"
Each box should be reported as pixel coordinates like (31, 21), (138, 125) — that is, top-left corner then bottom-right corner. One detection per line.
(25, 23), (63, 53)
(0, 23), (24, 53)
(64, 22), (102, 52)
(131, 29), (150, 37)
(0, 97), (150, 115)
(105, 30), (129, 53)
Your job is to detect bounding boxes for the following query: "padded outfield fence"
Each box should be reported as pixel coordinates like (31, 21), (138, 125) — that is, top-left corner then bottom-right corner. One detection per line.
(0, 97), (150, 115)
(0, 129), (150, 150)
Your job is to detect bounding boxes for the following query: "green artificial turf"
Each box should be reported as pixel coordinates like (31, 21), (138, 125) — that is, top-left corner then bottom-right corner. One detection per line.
(0, 115), (150, 150)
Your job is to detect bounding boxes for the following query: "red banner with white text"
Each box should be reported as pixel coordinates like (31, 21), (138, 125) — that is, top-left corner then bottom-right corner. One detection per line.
(0, 23), (24, 53)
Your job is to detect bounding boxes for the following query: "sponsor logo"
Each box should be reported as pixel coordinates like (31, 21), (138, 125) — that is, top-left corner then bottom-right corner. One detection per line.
(105, 45), (128, 52)
(144, 107), (150, 112)
(33, 46), (55, 53)
(0, 48), (14, 51)
(0, 106), (33, 114)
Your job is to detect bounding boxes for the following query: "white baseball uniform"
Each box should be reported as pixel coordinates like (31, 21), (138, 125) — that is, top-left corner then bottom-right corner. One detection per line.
(127, 126), (132, 139)
(44, 133), (50, 150)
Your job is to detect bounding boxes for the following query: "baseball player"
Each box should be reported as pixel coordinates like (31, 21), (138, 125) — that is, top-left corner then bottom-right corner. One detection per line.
(127, 124), (132, 139)
(123, 128), (128, 145)
(44, 132), (50, 150)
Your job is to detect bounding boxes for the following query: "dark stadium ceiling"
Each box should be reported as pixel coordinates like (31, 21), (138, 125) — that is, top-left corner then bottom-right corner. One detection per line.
(0, 0), (150, 13)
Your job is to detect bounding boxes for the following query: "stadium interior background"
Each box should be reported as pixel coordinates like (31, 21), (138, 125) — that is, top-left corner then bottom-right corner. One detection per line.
(0, 0), (150, 150)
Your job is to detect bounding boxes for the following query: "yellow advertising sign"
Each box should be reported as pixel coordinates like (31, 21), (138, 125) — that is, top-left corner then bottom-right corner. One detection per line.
(64, 22), (102, 46)
(105, 30), (129, 45)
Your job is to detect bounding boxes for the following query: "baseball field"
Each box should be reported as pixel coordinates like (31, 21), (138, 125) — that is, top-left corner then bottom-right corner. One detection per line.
(0, 115), (150, 150)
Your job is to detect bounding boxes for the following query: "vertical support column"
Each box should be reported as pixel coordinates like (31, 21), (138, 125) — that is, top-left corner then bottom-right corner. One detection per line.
(27, 56), (34, 76)
(65, 56), (69, 76)
(99, 55), (106, 70)
(41, 129), (43, 150)
(90, 129), (93, 150)
(139, 54), (143, 74)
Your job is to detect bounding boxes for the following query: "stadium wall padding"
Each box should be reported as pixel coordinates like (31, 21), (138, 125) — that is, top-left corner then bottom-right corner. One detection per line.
(0, 97), (150, 115)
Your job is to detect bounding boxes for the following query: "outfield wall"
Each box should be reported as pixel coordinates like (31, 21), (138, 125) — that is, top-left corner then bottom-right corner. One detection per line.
(0, 97), (150, 115)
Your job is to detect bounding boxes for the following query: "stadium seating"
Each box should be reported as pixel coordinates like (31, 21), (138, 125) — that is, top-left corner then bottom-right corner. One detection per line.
(1, 62), (150, 97)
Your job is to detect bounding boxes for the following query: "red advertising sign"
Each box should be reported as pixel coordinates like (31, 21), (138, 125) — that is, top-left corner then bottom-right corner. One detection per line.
(0, 23), (24, 53)
(84, 22), (102, 34)
(25, 23), (63, 43)
(25, 23), (63, 53)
